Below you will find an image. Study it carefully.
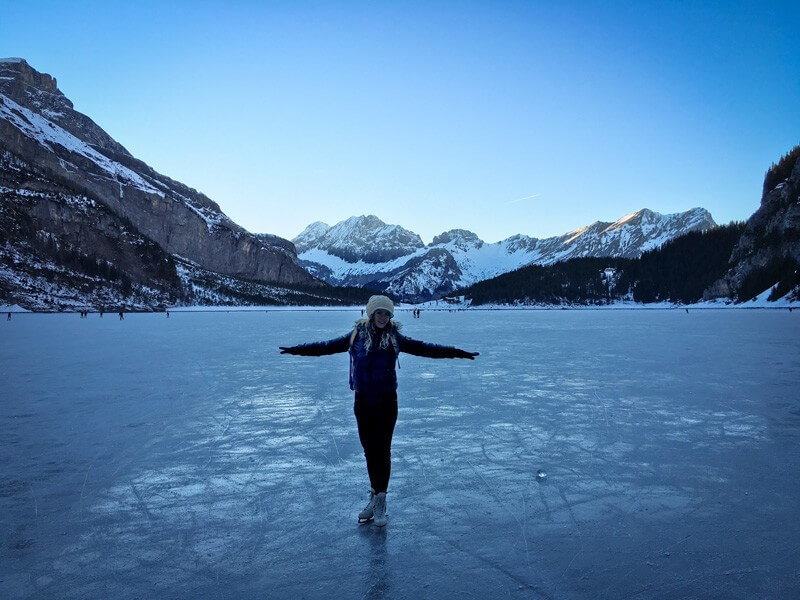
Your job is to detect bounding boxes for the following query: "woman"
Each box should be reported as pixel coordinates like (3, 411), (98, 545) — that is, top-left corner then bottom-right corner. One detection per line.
(279, 295), (479, 527)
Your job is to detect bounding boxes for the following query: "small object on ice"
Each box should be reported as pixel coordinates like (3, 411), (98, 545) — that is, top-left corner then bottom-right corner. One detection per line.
(536, 469), (547, 481)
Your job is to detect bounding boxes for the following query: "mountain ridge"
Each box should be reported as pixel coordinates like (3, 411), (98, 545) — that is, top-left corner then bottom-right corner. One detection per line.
(290, 208), (717, 301)
(0, 58), (316, 288)
(1, 58), (325, 309)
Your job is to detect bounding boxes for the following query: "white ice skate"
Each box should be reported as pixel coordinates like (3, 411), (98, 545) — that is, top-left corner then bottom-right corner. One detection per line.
(358, 488), (376, 523)
(372, 492), (387, 527)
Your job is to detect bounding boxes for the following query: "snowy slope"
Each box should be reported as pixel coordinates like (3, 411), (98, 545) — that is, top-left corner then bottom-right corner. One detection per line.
(0, 88), (233, 233)
(0, 94), (163, 197)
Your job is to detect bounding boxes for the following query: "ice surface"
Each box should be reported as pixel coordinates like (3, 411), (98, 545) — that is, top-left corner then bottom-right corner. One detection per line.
(2, 310), (800, 599)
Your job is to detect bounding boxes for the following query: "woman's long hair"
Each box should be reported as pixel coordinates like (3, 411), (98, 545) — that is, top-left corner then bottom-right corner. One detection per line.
(354, 317), (401, 353)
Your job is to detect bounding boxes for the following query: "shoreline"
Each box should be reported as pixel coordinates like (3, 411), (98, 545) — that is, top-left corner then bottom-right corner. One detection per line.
(3, 303), (796, 315)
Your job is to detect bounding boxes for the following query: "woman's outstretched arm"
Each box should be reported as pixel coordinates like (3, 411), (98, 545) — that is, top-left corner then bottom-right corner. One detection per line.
(397, 334), (479, 359)
(279, 333), (351, 356)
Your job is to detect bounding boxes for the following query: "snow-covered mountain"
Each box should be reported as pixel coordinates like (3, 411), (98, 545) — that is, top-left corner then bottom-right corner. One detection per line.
(293, 208), (717, 301)
(294, 215), (426, 262)
(0, 58), (320, 310)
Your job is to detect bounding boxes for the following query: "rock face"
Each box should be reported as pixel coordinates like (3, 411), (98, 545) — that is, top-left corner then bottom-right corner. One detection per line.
(706, 151), (800, 301)
(0, 58), (317, 310)
(295, 209), (717, 301)
(0, 149), (184, 310)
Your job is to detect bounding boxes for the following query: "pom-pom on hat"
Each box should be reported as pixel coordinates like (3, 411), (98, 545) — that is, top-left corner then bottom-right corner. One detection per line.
(366, 295), (394, 318)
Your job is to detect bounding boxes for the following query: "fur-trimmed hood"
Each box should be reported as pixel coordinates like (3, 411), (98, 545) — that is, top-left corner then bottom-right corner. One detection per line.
(352, 318), (403, 353)
(352, 318), (403, 331)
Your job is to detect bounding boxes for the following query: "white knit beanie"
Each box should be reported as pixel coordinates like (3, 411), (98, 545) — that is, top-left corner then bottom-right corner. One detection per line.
(366, 295), (394, 318)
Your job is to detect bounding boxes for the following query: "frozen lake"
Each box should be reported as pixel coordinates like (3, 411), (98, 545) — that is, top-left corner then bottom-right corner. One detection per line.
(2, 309), (799, 599)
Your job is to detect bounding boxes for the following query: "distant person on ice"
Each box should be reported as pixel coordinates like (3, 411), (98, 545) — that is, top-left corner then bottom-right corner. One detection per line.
(279, 295), (479, 527)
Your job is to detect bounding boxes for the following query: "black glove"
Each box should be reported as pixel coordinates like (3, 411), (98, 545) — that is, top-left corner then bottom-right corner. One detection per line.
(279, 346), (298, 355)
(460, 350), (479, 360)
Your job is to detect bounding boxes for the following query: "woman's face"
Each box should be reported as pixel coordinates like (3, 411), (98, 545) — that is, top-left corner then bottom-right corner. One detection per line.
(373, 309), (392, 329)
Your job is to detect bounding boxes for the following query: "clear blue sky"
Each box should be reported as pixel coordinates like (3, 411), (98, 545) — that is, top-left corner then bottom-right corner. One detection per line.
(2, 1), (799, 243)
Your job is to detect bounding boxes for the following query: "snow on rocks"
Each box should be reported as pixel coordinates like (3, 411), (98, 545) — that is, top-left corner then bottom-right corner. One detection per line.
(0, 92), (163, 197)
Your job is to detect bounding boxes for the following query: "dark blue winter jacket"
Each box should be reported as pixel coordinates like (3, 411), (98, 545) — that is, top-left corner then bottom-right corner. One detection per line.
(280, 321), (476, 402)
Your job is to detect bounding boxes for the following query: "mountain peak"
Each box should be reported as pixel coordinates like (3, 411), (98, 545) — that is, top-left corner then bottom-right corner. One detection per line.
(292, 221), (330, 252)
(296, 220), (330, 238)
(614, 208), (657, 226)
(0, 57), (61, 96)
(0, 57), (135, 157)
(431, 229), (484, 251)
(295, 214), (424, 264)
(606, 207), (715, 233)
(341, 214), (387, 229)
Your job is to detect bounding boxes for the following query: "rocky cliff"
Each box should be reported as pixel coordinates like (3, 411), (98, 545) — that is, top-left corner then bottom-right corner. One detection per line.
(0, 58), (318, 310)
(0, 149), (183, 309)
(705, 147), (800, 301)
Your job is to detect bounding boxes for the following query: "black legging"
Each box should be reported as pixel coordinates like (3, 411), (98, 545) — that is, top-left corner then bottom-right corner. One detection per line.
(354, 393), (398, 494)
